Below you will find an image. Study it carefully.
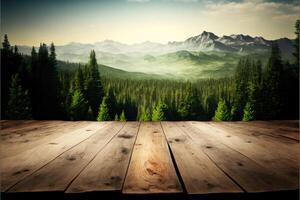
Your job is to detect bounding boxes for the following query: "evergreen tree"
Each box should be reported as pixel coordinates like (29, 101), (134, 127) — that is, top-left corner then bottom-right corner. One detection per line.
(1, 35), (15, 118)
(178, 86), (203, 120)
(49, 43), (57, 66)
(114, 113), (119, 121)
(106, 87), (117, 119)
(49, 42), (60, 117)
(262, 43), (283, 119)
(203, 94), (217, 120)
(32, 43), (60, 119)
(232, 58), (251, 120)
(120, 110), (126, 121)
(247, 60), (262, 119)
(2, 34), (10, 50)
(293, 20), (299, 66)
(97, 96), (110, 121)
(6, 74), (32, 119)
(74, 66), (84, 93)
(152, 101), (168, 121)
(69, 90), (88, 120)
(85, 50), (104, 118)
(213, 99), (231, 121)
(139, 107), (151, 121)
(243, 102), (255, 121)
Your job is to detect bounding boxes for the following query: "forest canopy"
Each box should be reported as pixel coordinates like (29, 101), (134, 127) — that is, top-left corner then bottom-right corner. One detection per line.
(1, 21), (299, 121)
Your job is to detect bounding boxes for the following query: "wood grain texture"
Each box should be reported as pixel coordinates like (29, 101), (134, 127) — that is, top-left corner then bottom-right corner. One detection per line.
(9, 122), (124, 192)
(1, 120), (298, 196)
(233, 121), (299, 141)
(0, 120), (36, 130)
(191, 122), (299, 189)
(180, 122), (296, 192)
(208, 122), (299, 162)
(0, 121), (90, 158)
(66, 122), (140, 193)
(123, 122), (182, 194)
(161, 122), (242, 194)
(0, 122), (109, 192)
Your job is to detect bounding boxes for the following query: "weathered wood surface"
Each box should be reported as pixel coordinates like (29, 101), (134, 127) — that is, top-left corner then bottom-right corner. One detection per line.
(0, 122), (109, 191)
(181, 122), (297, 192)
(9, 122), (124, 192)
(123, 122), (182, 194)
(0, 121), (90, 158)
(161, 122), (241, 194)
(66, 122), (139, 193)
(0, 120), (298, 197)
(191, 122), (299, 187)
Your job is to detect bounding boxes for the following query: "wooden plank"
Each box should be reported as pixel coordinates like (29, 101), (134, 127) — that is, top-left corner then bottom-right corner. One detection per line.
(123, 122), (182, 194)
(0, 122), (109, 192)
(178, 122), (296, 192)
(267, 120), (299, 128)
(9, 122), (125, 192)
(208, 122), (299, 162)
(0, 121), (90, 158)
(190, 122), (299, 188)
(0, 121), (53, 137)
(0, 120), (36, 130)
(234, 121), (299, 141)
(66, 122), (140, 193)
(251, 120), (299, 129)
(161, 122), (242, 194)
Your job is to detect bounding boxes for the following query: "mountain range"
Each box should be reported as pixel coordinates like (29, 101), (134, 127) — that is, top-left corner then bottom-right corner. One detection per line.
(18, 31), (295, 79)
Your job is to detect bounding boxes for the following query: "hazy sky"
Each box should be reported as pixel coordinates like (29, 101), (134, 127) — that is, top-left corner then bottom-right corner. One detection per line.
(1, 0), (299, 46)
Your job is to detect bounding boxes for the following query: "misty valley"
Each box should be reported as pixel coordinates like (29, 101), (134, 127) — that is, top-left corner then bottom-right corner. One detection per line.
(1, 24), (299, 122)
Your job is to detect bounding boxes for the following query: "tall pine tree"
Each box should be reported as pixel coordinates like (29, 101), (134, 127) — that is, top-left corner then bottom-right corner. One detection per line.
(85, 50), (103, 118)
(97, 96), (110, 121)
(6, 74), (32, 119)
(120, 110), (126, 121)
(32, 43), (60, 119)
(177, 86), (203, 120)
(152, 101), (168, 121)
(213, 99), (231, 121)
(262, 43), (283, 119)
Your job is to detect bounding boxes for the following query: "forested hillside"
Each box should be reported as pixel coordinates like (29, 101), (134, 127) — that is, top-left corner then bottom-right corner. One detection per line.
(1, 21), (299, 121)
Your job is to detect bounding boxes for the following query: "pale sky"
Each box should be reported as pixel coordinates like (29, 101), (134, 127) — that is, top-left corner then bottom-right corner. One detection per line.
(1, 0), (299, 46)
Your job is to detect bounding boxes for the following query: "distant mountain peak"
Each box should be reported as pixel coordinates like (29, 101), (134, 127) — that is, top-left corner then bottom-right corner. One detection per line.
(201, 31), (218, 37)
(17, 30), (293, 62)
(229, 34), (253, 42)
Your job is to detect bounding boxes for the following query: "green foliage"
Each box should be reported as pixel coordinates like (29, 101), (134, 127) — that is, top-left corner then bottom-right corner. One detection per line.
(243, 102), (255, 121)
(178, 86), (203, 120)
(232, 58), (251, 120)
(139, 106), (151, 121)
(120, 110), (126, 121)
(152, 101), (168, 121)
(262, 43), (283, 119)
(114, 113), (119, 121)
(106, 87), (117, 119)
(74, 66), (85, 93)
(1, 32), (299, 121)
(1, 34), (26, 119)
(69, 90), (88, 120)
(85, 50), (104, 118)
(31, 43), (60, 119)
(213, 99), (231, 121)
(7, 74), (32, 119)
(97, 96), (110, 121)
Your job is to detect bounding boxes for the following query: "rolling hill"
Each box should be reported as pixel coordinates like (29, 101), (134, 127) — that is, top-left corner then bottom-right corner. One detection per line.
(17, 31), (294, 79)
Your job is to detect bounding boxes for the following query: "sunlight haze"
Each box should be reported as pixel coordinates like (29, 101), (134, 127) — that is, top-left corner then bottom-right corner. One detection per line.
(1, 0), (299, 45)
